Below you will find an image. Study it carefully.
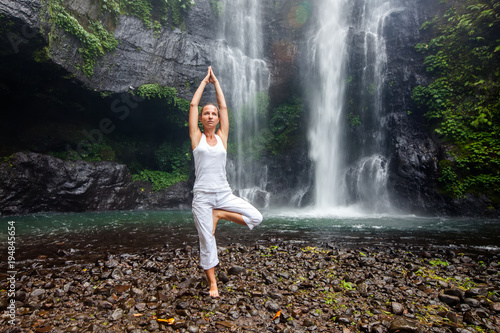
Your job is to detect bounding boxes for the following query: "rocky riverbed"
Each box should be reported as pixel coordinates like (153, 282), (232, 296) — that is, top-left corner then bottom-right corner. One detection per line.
(1, 240), (500, 333)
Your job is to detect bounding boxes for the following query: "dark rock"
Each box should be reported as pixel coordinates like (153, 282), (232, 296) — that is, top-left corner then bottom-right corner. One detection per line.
(265, 300), (280, 312)
(0, 152), (193, 215)
(463, 311), (482, 326)
(218, 271), (229, 284)
(389, 316), (421, 333)
(176, 301), (190, 310)
(97, 301), (113, 310)
(0, 297), (8, 310)
(464, 298), (481, 308)
(444, 289), (464, 301)
(227, 265), (246, 276)
(490, 302), (500, 312)
(455, 303), (471, 312)
(439, 294), (461, 306)
(464, 288), (487, 298)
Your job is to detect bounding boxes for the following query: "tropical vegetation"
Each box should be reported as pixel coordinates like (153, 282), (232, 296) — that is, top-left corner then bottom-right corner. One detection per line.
(412, 0), (500, 203)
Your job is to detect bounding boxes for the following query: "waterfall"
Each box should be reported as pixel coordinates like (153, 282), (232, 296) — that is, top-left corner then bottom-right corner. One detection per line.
(213, 0), (270, 203)
(307, 0), (400, 213)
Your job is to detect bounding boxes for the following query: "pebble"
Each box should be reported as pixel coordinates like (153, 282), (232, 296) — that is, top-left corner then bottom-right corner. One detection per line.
(1, 242), (499, 332)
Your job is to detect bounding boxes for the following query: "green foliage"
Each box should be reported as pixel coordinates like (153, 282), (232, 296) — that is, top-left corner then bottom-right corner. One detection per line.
(267, 97), (304, 155)
(132, 169), (187, 191)
(429, 259), (449, 267)
(154, 141), (191, 174)
(135, 84), (178, 101)
(134, 84), (190, 128)
(47, 0), (118, 77)
(118, 0), (195, 28)
(347, 112), (361, 127)
(46, 0), (195, 76)
(226, 94), (305, 160)
(210, 0), (224, 18)
(412, 0), (500, 201)
(340, 280), (356, 291)
(50, 142), (116, 162)
(33, 47), (51, 63)
(119, 0), (153, 26)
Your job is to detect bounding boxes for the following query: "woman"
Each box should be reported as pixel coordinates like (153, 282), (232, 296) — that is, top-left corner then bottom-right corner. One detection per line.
(189, 66), (263, 297)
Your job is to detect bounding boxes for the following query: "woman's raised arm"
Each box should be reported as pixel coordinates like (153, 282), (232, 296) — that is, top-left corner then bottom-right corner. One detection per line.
(209, 68), (229, 148)
(189, 67), (211, 150)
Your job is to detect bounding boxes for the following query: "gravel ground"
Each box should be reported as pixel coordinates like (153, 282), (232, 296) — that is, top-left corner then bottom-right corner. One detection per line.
(1, 240), (500, 332)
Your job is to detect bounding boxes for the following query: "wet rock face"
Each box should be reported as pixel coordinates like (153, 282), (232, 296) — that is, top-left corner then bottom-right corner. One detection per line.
(0, 152), (192, 215)
(45, 0), (217, 100)
(0, 0), (217, 99)
(2, 0), (498, 216)
(381, 0), (448, 216)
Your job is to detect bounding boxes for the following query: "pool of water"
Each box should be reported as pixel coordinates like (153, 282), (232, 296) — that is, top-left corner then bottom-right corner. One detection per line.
(1, 209), (499, 262)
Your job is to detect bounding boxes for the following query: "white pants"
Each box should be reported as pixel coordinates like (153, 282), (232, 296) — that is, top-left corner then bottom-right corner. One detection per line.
(192, 190), (263, 270)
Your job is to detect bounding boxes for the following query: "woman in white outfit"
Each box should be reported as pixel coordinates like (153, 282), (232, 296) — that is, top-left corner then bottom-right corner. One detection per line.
(189, 66), (263, 297)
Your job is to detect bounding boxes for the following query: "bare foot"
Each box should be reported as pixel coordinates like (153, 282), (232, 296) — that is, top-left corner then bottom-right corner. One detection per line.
(209, 282), (219, 297)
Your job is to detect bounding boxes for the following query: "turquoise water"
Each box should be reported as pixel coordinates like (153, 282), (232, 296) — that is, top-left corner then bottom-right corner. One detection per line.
(1, 209), (499, 261)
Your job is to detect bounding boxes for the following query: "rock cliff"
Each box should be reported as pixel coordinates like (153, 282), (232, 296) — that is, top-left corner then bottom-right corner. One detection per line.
(0, 152), (192, 215)
(0, 0), (497, 216)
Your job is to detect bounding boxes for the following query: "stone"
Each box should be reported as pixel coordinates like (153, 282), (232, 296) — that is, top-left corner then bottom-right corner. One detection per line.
(391, 302), (404, 315)
(30, 289), (46, 299)
(464, 298), (480, 307)
(228, 266), (246, 276)
(111, 308), (124, 321)
(464, 288), (486, 298)
(218, 271), (230, 284)
(444, 289), (464, 301)
(389, 316), (420, 333)
(111, 268), (125, 280)
(97, 301), (113, 310)
(187, 325), (199, 333)
(438, 294), (461, 306)
(490, 302), (500, 312)
(265, 300), (280, 312)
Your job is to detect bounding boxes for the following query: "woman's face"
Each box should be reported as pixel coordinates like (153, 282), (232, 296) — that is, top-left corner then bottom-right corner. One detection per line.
(200, 105), (219, 129)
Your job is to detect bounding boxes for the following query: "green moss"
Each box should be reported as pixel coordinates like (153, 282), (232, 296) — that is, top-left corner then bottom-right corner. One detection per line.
(134, 84), (190, 128)
(118, 0), (195, 28)
(46, 0), (118, 77)
(210, 0), (224, 18)
(412, 0), (500, 202)
(33, 46), (50, 63)
(44, 0), (195, 77)
(135, 84), (178, 101)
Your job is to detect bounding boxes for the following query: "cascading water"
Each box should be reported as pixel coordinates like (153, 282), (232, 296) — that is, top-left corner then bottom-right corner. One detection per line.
(307, 0), (401, 213)
(213, 0), (270, 206)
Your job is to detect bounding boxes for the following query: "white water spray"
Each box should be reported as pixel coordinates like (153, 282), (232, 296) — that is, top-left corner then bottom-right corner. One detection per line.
(307, 0), (400, 213)
(213, 0), (270, 202)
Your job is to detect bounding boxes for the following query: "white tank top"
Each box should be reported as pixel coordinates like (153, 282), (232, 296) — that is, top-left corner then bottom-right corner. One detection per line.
(192, 133), (231, 193)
